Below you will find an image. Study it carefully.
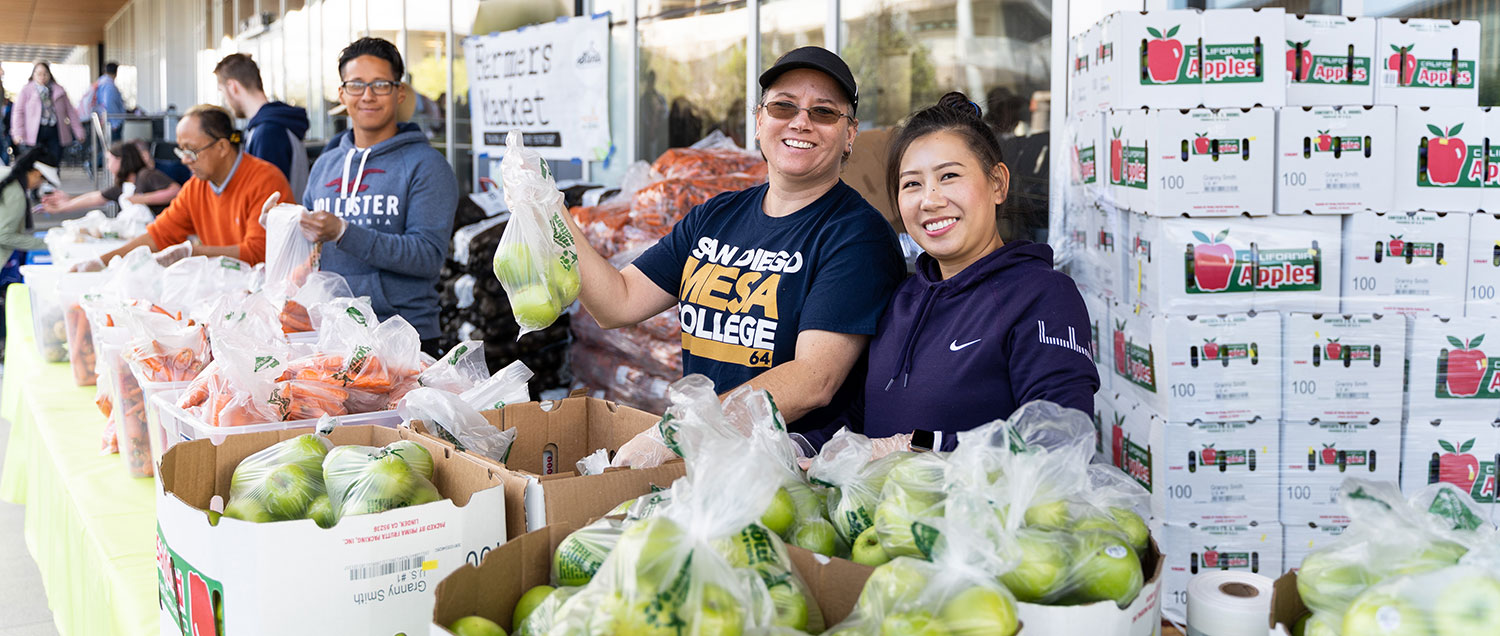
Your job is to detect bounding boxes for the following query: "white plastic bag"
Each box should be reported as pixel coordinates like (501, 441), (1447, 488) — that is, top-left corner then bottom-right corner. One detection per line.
(492, 131), (581, 335)
(262, 203), (321, 290)
(397, 387), (518, 465)
(458, 360), (534, 411)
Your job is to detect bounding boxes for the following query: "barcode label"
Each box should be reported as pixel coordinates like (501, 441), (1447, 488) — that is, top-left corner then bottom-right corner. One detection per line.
(1380, 71), (1398, 87)
(1205, 186), (1237, 193)
(347, 553), (425, 581)
(1394, 289), (1431, 296)
(1326, 182), (1361, 190)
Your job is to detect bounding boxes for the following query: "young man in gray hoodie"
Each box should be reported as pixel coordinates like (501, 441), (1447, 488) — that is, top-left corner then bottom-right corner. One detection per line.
(300, 37), (458, 356)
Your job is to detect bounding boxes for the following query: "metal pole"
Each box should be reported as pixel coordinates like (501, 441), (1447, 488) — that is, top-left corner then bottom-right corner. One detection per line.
(747, 0), (759, 150)
(626, 0), (638, 161)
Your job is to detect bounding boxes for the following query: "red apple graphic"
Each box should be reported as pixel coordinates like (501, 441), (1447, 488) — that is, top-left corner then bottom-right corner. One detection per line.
(1444, 335), (1487, 397)
(189, 571), (218, 636)
(1114, 322), (1127, 373)
(1286, 40), (1313, 81)
(1437, 438), (1481, 493)
(1193, 133), (1211, 155)
(1146, 25), (1185, 83)
(1110, 127), (1124, 182)
(1325, 338), (1342, 359)
(1427, 123), (1468, 186)
(1191, 230), (1236, 292)
(1201, 444), (1218, 465)
(1321, 443), (1339, 466)
(1388, 44), (1417, 85)
(1112, 420), (1125, 467)
(1387, 235), (1406, 257)
(1203, 338), (1220, 359)
(1317, 130), (1333, 152)
(1203, 546), (1220, 568)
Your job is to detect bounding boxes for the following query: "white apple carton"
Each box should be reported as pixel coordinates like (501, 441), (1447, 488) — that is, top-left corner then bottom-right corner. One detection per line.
(1279, 419), (1401, 525)
(1485, 107), (1500, 213)
(1070, 30), (1092, 116)
(1158, 520), (1284, 623)
(1106, 391), (1154, 496)
(1340, 211), (1470, 316)
(1109, 307), (1282, 424)
(1103, 108), (1143, 213)
(156, 425), (508, 636)
(1096, 10), (1204, 111)
(1400, 418), (1500, 516)
(1281, 312), (1406, 424)
(1393, 106), (1486, 213)
(1068, 111), (1103, 207)
(1015, 539), (1164, 636)
(1090, 203), (1129, 301)
(1200, 8), (1286, 108)
(1374, 18), (1480, 107)
(1275, 105), (1396, 215)
(1091, 16), (1119, 112)
(1283, 15), (1376, 106)
(1147, 413), (1281, 525)
(1466, 212), (1500, 317)
(1134, 108), (1276, 217)
(1406, 315), (1500, 424)
(1129, 213), (1339, 315)
(1280, 521), (1346, 575)
(1083, 290), (1113, 394)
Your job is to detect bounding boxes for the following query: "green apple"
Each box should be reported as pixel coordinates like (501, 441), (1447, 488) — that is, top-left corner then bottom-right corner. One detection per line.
(874, 496), (938, 559)
(851, 526), (891, 567)
(340, 454), (420, 517)
(306, 494), (337, 528)
(691, 583), (744, 636)
(1392, 540), (1469, 576)
(261, 462), (321, 520)
(793, 518), (838, 556)
(883, 454), (947, 507)
(829, 488), (878, 543)
(509, 284), (562, 328)
(940, 586), (1018, 636)
(1023, 500), (1071, 528)
(223, 497), (274, 523)
(610, 596), (680, 636)
(859, 558), (930, 608)
(784, 481), (825, 521)
(767, 582), (809, 631)
(999, 528), (1073, 603)
(554, 524), (620, 587)
(1297, 612), (1338, 636)
(1297, 549), (1374, 616)
(279, 433), (332, 472)
(616, 519), (687, 593)
(1071, 514), (1122, 535)
(879, 610), (951, 636)
(449, 615), (506, 636)
(1342, 589), (1430, 636)
(384, 440), (434, 480)
(513, 585), (555, 630)
(493, 243), (537, 288)
(760, 488), (797, 537)
(1070, 531), (1143, 608)
(547, 258), (581, 304)
(1109, 507), (1150, 553)
(1433, 572), (1500, 635)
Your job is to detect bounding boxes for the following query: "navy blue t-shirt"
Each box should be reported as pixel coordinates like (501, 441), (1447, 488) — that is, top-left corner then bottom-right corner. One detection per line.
(634, 180), (904, 433)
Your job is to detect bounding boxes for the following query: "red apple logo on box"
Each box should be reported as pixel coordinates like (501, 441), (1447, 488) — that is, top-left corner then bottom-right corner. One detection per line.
(1388, 44), (1416, 85)
(1146, 26), (1184, 83)
(1437, 438), (1481, 493)
(1426, 124), (1468, 186)
(1286, 40), (1313, 81)
(1192, 230), (1235, 292)
(1444, 335), (1486, 397)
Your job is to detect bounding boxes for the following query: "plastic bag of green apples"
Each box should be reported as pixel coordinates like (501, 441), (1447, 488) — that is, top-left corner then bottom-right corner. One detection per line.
(1291, 478), (1500, 636)
(491, 131), (582, 335)
(219, 430), (440, 527)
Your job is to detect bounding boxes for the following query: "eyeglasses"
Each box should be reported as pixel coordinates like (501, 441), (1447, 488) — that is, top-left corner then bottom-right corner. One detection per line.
(760, 100), (852, 125)
(341, 80), (400, 96)
(174, 138), (223, 163)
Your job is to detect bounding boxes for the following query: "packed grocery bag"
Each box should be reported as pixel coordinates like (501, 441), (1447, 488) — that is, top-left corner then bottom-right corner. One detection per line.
(492, 131), (582, 335)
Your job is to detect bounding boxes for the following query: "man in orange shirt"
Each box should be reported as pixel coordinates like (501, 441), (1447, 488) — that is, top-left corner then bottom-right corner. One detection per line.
(79, 105), (291, 268)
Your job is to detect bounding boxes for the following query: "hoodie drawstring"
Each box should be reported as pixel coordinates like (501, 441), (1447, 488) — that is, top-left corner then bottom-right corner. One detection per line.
(350, 148), (372, 197)
(340, 148), (357, 198)
(886, 285), (938, 391)
(339, 147), (372, 198)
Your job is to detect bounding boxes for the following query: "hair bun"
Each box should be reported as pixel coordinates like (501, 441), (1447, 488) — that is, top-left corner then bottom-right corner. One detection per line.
(936, 91), (982, 119)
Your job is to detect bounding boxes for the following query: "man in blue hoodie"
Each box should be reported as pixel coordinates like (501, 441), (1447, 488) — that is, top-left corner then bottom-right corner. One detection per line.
(215, 53), (310, 196)
(299, 37), (458, 356)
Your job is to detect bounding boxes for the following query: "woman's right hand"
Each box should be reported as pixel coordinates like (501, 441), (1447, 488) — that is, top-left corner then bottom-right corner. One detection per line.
(40, 191), (68, 212)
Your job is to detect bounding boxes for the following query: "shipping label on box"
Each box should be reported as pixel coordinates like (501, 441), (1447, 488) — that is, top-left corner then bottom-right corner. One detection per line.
(1110, 308), (1283, 423)
(1138, 108), (1276, 217)
(1099, 10), (1204, 110)
(1282, 522), (1347, 574)
(1282, 312), (1406, 423)
(1284, 15), (1376, 106)
(1160, 521), (1284, 622)
(1393, 107), (1486, 213)
(1200, 8), (1286, 108)
(1374, 18), (1480, 107)
(1276, 106), (1396, 215)
(1406, 315), (1500, 424)
(1467, 213), (1500, 317)
(1131, 214), (1339, 315)
(1341, 211), (1470, 316)
(1151, 415), (1280, 525)
(1400, 419), (1500, 515)
(1280, 419), (1401, 525)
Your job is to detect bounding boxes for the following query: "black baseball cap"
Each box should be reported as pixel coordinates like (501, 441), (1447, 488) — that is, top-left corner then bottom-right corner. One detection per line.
(758, 46), (859, 116)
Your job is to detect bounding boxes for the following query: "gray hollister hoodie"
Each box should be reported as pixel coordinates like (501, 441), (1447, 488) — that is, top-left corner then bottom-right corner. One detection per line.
(302, 123), (458, 339)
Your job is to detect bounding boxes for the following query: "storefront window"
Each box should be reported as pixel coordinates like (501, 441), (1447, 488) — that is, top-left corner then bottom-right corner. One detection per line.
(637, 0), (748, 161)
(756, 0), (824, 148)
(321, 0), (352, 137)
(1166, 0), (1339, 11)
(1365, 0), (1500, 106)
(406, 0), (450, 148)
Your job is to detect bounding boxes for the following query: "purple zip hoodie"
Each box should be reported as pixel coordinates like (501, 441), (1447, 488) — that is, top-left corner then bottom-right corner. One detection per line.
(847, 240), (1100, 450)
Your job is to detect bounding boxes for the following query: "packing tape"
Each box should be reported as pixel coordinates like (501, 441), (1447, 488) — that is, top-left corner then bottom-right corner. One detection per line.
(1185, 570), (1274, 636)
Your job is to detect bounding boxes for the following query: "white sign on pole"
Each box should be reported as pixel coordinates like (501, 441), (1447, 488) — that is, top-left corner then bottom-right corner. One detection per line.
(463, 14), (611, 162)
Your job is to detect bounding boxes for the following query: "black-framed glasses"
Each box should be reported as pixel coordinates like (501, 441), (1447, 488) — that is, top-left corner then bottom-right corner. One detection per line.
(341, 80), (399, 96)
(174, 138), (223, 163)
(760, 100), (851, 125)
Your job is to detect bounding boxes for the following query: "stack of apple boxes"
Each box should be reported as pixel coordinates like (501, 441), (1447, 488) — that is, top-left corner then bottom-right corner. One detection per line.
(1061, 9), (1495, 622)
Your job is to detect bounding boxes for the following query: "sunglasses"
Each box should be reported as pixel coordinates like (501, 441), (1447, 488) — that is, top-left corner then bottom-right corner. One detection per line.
(760, 100), (852, 125)
(341, 80), (400, 96)
(174, 137), (223, 163)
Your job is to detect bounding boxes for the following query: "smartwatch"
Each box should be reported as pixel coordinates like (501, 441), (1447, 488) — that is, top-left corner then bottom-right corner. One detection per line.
(910, 429), (939, 452)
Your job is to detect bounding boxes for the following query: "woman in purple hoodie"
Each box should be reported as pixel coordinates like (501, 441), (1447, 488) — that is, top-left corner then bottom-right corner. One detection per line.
(843, 92), (1100, 453)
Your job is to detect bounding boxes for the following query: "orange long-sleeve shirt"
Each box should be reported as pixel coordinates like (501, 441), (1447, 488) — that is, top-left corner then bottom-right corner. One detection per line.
(146, 153), (292, 265)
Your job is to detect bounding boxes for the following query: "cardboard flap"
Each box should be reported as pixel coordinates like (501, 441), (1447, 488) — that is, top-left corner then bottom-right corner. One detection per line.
(430, 523), (575, 632)
(787, 546), (872, 627)
(1270, 571), (1305, 630)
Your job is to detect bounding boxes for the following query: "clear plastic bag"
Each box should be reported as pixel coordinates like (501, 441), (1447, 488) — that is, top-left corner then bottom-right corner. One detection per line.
(397, 387), (517, 465)
(321, 440), (443, 525)
(222, 433), (333, 523)
(493, 131), (581, 335)
(1336, 563), (1500, 636)
(280, 271), (353, 334)
(808, 429), (910, 546)
(552, 517), (626, 588)
(262, 202), (321, 290)
(512, 585), (584, 636)
(457, 360), (534, 412)
(416, 339), (489, 394)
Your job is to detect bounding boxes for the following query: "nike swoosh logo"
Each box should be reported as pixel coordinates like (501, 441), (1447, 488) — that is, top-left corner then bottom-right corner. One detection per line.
(950, 338), (982, 351)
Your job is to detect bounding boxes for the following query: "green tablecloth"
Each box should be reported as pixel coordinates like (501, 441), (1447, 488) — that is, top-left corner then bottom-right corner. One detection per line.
(1, 283), (158, 636)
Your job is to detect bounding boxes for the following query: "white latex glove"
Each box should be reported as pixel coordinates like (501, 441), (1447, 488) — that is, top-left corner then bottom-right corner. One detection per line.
(869, 433), (914, 461)
(69, 257), (105, 273)
(257, 191), (280, 226)
(608, 426), (678, 469)
(154, 241), (194, 267)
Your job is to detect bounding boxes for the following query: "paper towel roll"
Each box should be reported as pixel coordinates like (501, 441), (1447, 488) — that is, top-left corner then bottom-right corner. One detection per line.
(1185, 570), (1275, 636)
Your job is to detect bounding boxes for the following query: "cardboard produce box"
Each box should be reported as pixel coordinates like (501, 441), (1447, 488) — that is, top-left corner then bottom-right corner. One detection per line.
(1015, 540), (1165, 636)
(1281, 522), (1346, 575)
(1268, 570), (1306, 635)
(1283, 14), (1376, 106)
(1146, 413), (1281, 526)
(1104, 108), (1146, 213)
(1340, 211), (1470, 316)
(1070, 28), (1094, 115)
(1068, 111), (1103, 210)
(1158, 520), (1284, 622)
(1200, 8), (1286, 108)
(1279, 419), (1401, 525)
(1404, 315), (1500, 425)
(1105, 392), (1153, 494)
(409, 394), (685, 538)
(1373, 18), (1480, 107)
(155, 425), (508, 635)
(1487, 107), (1500, 213)
(1399, 418), (1499, 515)
(1281, 312), (1406, 424)
(1466, 212), (1500, 317)
(1134, 108), (1276, 217)
(1109, 308), (1282, 424)
(1275, 106), (1396, 215)
(1393, 106), (1485, 213)
(429, 524), (873, 634)
(1082, 290), (1113, 394)
(1096, 10), (1204, 110)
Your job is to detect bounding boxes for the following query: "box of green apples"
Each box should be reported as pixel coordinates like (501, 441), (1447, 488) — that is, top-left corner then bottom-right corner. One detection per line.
(156, 425), (509, 635)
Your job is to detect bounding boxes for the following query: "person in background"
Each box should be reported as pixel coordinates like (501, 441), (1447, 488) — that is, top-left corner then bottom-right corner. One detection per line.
(41, 140), (181, 215)
(215, 53), (310, 196)
(0, 148), (57, 268)
(848, 92), (1099, 455)
(10, 62), (85, 167)
(298, 37), (457, 358)
(93, 62), (127, 139)
(75, 105), (292, 270)
(1, 65), (11, 166)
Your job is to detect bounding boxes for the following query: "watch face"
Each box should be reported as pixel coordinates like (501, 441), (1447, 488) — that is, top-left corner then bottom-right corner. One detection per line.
(910, 429), (935, 451)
